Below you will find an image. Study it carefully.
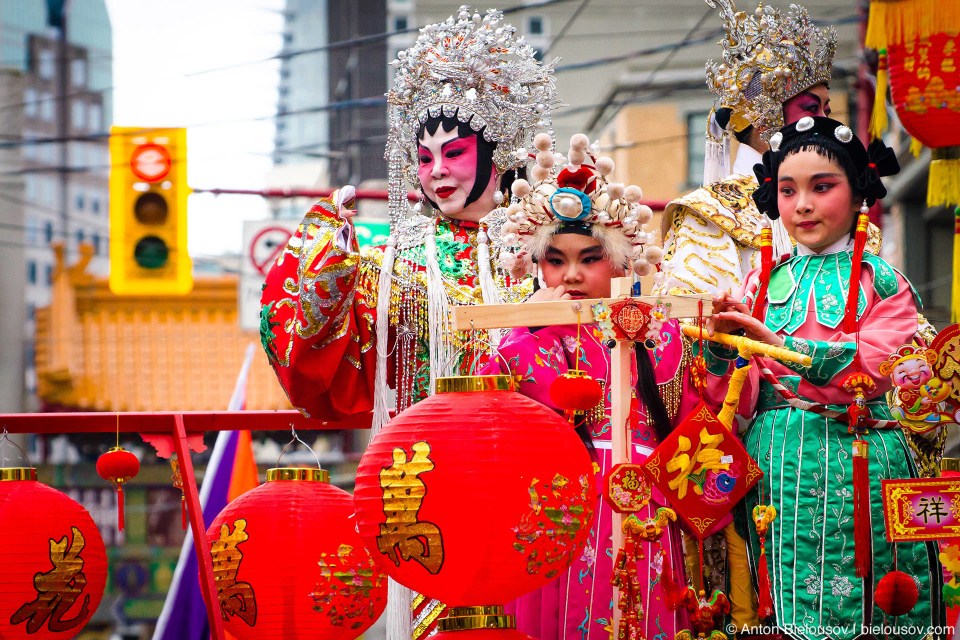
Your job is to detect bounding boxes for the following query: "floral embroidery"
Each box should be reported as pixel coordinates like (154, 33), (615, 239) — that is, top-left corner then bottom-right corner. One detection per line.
(804, 573), (822, 596)
(829, 574), (852, 599)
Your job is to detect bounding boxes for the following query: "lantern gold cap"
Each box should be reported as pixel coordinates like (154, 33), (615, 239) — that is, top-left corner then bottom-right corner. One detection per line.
(438, 606), (515, 632)
(0, 467), (37, 481)
(941, 458), (960, 473)
(436, 375), (516, 394)
(266, 467), (329, 482)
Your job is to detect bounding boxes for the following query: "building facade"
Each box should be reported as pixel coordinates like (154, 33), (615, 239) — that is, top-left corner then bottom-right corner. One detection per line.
(0, 0), (112, 409)
(273, 0), (387, 209)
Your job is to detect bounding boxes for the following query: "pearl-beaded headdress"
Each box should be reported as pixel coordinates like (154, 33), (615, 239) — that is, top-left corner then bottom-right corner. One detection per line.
(494, 132), (663, 277)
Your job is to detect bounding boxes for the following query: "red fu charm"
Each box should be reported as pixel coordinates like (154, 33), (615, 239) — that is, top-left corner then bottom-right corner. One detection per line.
(96, 446), (140, 532)
(607, 299), (652, 342)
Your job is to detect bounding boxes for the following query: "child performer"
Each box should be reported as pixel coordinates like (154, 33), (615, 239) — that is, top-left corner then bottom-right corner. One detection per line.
(482, 132), (694, 640)
(704, 116), (944, 639)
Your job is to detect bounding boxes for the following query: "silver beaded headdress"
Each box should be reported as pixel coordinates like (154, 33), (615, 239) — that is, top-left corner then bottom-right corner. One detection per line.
(705, 0), (837, 141)
(385, 5), (562, 226)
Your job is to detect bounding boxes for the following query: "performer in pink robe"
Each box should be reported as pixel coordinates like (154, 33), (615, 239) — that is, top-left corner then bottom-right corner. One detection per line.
(482, 130), (696, 640)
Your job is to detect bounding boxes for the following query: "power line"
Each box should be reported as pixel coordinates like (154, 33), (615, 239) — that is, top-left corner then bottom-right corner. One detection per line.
(0, 0), (576, 116)
(542, 0), (591, 57)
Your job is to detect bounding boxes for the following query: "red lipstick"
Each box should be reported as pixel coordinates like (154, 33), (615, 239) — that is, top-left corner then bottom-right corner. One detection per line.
(435, 186), (455, 199)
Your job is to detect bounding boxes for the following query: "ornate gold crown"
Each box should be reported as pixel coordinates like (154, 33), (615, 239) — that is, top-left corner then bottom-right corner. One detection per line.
(385, 6), (562, 192)
(705, 0), (837, 141)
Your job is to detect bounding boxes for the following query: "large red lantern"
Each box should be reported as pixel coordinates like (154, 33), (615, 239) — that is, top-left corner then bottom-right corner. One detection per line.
(0, 468), (107, 640)
(206, 467), (387, 640)
(353, 375), (597, 608)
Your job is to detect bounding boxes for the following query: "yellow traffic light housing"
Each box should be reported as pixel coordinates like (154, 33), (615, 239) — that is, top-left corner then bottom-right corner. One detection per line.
(109, 127), (192, 295)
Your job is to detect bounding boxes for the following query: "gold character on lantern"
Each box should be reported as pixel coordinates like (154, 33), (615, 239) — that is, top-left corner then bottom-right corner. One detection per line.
(665, 428), (728, 499)
(11, 526), (91, 633)
(376, 441), (445, 574)
(211, 519), (258, 626)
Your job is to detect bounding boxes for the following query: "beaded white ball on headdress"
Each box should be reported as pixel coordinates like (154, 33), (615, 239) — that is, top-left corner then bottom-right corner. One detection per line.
(494, 132), (663, 277)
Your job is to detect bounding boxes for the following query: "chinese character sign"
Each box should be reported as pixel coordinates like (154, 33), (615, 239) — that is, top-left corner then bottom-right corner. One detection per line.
(882, 477), (960, 542)
(376, 442), (445, 574)
(642, 402), (762, 539)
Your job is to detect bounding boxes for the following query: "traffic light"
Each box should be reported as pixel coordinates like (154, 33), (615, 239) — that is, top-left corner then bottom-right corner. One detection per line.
(109, 127), (192, 295)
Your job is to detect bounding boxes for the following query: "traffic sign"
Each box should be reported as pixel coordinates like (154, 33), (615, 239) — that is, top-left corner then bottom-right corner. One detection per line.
(239, 218), (392, 331)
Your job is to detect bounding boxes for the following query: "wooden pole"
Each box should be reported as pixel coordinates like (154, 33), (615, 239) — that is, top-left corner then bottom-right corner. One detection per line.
(608, 278), (633, 636)
(173, 413), (226, 640)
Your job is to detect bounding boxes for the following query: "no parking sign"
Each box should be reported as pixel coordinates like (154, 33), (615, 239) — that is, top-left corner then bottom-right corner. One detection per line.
(239, 218), (390, 331)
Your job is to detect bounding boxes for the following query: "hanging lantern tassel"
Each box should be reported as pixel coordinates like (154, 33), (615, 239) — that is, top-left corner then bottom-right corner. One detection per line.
(869, 50), (888, 140)
(752, 505), (777, 619)
(953, 208), (960, 324)
(929, 147), (960, 209)
(171, 456), (187, 530)
(96, 446), (140, 532)
(852, 436), (872, 578)
(865, 0), (960, 50)
(752, 227), (773, 322)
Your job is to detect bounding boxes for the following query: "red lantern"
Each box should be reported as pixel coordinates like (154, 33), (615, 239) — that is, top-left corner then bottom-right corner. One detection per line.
(96, 446), (140, 531)
(0, 468), (107, 640)
(207, 467), (387, 640)
(875, 570), (919, 617)
(549, 370), (603, 414)
(353, 375), (597, 607)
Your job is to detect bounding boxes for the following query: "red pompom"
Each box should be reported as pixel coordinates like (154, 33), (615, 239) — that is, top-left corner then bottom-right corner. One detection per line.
(875, 571), (919, 617)
(549, 371), (604, 413)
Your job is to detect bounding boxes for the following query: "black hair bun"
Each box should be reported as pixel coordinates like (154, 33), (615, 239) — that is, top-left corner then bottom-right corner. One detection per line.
(751, 152), (780, 219)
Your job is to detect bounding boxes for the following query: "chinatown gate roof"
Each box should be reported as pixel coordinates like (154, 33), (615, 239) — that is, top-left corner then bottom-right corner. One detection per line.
(35, 243), (290, 412)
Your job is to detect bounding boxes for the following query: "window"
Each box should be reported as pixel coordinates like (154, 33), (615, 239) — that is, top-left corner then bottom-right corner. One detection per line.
(26, 218), (40, 244)
(71, 100), (86, 131)
(75, 190), (84, 211)
(76, 228), (85, 244)
(686, 110), (711, 186)
(27, 261), (37, 284)
(92, 233), (100, 254)
(88, 104), (102, 131)
(91, 196), (100, 214)
(26, 303), (35, 322)
(528, 16), (544, 35)
(71, 58), (87, 89)
(394, 16), (408, 31)
(22, 132), (37, 161)
(45, 264), (53, 285)
(38, 49), (54, 80)
(43, 221), (53, 244)
(24, 88), (38, 118)
(40, 92), (54, 122)
(71, 143), (84, 168)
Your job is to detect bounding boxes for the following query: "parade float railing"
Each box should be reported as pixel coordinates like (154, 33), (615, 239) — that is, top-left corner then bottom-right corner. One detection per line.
(0, 409), (374, 640)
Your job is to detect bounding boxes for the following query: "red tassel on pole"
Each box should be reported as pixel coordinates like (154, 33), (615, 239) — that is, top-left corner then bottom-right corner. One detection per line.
(660, 543), (682, 612)
(852, 438), (872, 578)
(757, 542), (774, 618)
(753, 227), (773, 322)
(843, 212), (871, 334)
(116, 486), (125, 532)
(181, 496), (188, 530)
(752, 504), (777, 619)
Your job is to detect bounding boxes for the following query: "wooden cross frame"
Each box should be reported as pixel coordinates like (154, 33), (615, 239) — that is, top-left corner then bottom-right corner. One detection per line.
(453, 276), (811, 633)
